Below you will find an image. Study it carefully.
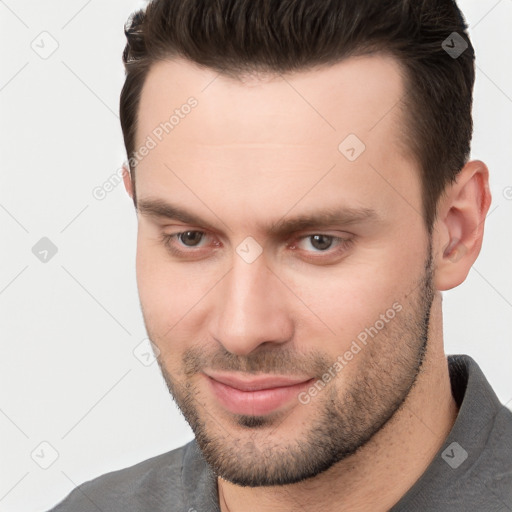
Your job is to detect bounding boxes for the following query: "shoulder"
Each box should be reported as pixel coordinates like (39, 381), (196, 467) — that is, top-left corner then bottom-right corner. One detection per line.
(47, 440), (193, 512)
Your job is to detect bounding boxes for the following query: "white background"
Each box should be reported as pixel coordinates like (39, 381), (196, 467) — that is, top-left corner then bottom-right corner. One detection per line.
(0, 1), (511, 510)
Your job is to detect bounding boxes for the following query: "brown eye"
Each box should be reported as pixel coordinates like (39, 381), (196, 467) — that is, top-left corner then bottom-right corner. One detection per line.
(178, 231), (204, 247)
(290, 234), (354, 263)
(309, 235), (334, 251)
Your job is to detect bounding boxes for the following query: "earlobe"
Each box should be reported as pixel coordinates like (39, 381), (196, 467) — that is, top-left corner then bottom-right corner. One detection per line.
(433, 160), (492, 291)
(122, 164), (134, 199)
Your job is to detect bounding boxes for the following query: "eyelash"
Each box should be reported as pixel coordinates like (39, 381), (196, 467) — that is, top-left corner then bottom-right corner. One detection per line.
(159, 231), (354, 262)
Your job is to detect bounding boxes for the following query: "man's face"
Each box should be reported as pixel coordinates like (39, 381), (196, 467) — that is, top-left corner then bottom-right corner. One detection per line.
(131, 55), (435, 486)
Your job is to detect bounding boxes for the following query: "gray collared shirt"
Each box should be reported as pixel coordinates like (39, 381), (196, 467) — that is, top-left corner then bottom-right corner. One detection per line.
(47, 354), (512, 511)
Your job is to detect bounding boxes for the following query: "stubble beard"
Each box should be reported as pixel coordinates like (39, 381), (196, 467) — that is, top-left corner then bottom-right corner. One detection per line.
(151, 242), (435, 486)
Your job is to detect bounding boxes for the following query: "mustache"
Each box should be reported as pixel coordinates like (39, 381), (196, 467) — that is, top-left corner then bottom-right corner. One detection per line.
(182, 345), (332, 377)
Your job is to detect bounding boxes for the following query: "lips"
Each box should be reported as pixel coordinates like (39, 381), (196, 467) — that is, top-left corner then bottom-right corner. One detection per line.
(204, 372), (313, 416)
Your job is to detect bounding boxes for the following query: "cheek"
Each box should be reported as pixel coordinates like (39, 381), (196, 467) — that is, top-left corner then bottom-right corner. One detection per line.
(282, 247), (417, 347)
(135, 236), (218, 343)
(135, 238), (187, 332)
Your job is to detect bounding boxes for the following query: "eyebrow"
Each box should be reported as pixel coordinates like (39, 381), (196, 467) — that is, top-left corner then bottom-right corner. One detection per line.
(137, 197), (381, 237)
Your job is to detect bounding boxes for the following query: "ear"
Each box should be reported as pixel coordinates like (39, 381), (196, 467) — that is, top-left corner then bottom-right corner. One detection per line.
(433, 160), (492, 291)
(122, 163), (134, 200)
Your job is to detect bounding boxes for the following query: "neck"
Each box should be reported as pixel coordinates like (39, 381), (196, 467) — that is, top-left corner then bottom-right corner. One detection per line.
(217, 296), (459, 512)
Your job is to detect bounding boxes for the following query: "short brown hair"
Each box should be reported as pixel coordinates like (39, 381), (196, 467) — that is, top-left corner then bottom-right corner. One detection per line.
(120, 0), (475, 234)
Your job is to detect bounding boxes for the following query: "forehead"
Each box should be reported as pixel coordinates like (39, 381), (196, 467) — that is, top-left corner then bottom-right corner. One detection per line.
(133, 54), (420, 232)
(136, 54), (407, 149)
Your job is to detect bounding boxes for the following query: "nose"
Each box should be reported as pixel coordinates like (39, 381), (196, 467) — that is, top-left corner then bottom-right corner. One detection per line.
(209, 251), (294, 356)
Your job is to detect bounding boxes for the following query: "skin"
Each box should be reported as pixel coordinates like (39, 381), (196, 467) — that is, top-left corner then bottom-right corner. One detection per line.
(123, 54), (491, 511)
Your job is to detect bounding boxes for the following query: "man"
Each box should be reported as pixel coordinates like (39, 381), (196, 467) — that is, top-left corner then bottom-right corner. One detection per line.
(48, 0), (512, 510)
